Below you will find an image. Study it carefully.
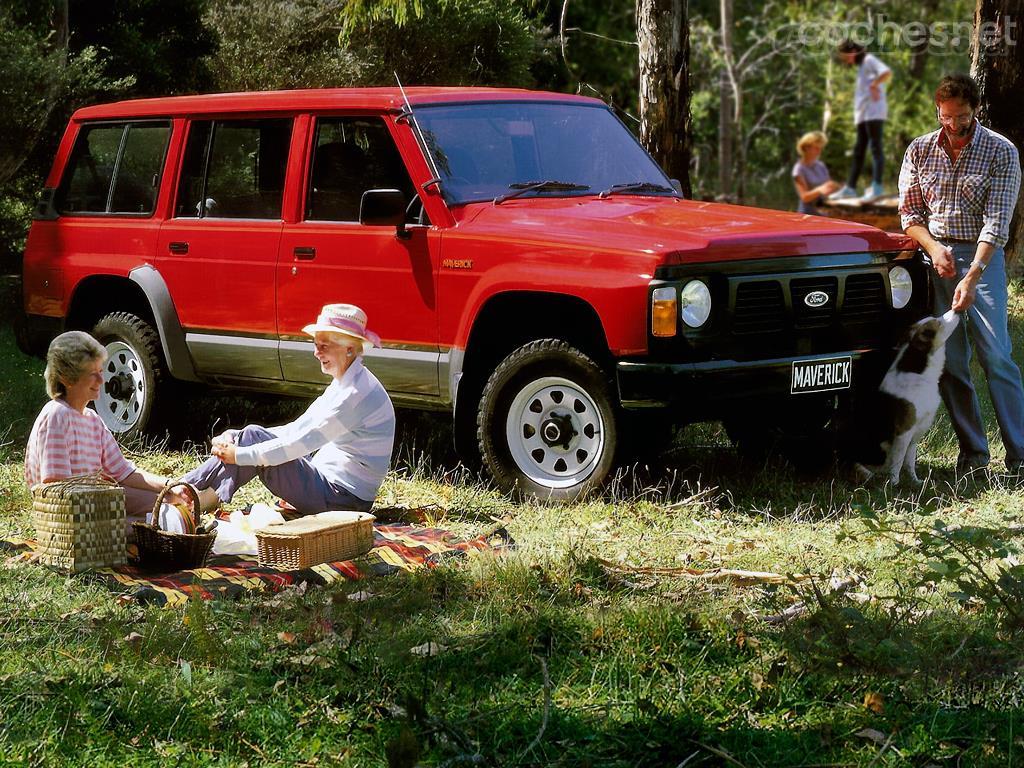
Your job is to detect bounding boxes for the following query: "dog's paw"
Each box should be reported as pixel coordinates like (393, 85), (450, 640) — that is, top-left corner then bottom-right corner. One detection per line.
(851, 463), (874, 484)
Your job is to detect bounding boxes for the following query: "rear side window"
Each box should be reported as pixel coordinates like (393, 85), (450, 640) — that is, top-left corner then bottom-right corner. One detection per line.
(307, 117), (416, 222)
(175, 118), (292, 219)
(57, 122), (171, 215)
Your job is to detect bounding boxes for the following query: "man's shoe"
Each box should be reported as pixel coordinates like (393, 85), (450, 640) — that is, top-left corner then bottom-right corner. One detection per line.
(1006, 459), (1024, 477)
(829, 185), (858, 200)
(859, 182), (885, 202)
(956, 453), (990, 480)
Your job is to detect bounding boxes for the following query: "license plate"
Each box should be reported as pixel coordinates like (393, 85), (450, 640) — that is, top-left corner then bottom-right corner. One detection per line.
(790, 356), (852, 394)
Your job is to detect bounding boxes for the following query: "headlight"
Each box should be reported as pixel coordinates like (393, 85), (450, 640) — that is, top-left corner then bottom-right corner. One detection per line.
(680, 280), (711, 328)
(889, 266), (913, 309)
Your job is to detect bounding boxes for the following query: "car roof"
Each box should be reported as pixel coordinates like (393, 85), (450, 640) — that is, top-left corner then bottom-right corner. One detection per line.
(71, 87), (605, 121)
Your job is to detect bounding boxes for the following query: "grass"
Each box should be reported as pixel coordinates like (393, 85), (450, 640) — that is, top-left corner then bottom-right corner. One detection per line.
(3, 274), (1024, 766)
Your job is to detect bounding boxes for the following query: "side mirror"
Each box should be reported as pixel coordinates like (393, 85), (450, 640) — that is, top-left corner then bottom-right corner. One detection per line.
(360, 189), (409, 238)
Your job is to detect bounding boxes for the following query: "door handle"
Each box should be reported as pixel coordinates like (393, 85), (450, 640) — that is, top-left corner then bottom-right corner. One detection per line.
(293, 247), (316, 261)
(168, 241), (189, 254)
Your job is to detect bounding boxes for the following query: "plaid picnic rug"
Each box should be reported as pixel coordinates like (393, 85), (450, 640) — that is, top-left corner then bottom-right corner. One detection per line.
(1, 524), (512, 607)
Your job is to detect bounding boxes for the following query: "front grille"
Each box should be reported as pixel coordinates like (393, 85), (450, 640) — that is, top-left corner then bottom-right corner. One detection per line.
(841, 273), (887, 321)
(792, 276), (838, 329)
(731, 270), (890, 335)
(734, 280), (784, 334)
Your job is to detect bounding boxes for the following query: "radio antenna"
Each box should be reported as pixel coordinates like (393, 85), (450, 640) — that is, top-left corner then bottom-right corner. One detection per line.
(395, 72), (442, 182)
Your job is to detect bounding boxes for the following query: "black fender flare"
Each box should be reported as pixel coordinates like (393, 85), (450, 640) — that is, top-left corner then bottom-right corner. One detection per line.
(128, 264), (200, 382)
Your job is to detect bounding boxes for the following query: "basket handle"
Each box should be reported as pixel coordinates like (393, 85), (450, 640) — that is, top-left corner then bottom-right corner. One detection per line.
(149, 481), (202, 531)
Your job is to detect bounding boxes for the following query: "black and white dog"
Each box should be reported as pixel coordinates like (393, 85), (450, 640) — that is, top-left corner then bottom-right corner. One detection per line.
(853, 310), (960, 486)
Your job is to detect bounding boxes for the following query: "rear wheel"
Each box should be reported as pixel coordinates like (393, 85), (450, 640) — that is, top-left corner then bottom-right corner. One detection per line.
(91, 312), (163, 437)
(477, 340), (617, 501)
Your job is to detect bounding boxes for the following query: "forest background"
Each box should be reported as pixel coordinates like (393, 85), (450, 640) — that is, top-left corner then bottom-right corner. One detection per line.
(0, 0), (985, 274)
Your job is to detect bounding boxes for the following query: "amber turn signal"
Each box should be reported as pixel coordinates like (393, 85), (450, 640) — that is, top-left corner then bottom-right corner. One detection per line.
(651, 287), (677, 337)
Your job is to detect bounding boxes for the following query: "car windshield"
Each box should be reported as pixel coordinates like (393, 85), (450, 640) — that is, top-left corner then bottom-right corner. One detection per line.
(414, 101), (675, 205)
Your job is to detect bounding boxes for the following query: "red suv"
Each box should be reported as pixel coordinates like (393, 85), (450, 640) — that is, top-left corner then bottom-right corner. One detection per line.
(18, 87), (927, 499)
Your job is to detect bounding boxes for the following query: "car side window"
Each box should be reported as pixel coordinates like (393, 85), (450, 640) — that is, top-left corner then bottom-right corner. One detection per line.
(57, 122), (170, 215)
(307, 117), (419, 223)
(175, 118), (292, 219)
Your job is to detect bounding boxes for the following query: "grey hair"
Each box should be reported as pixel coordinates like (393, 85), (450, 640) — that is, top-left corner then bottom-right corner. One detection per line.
(44, 331), (106, 399)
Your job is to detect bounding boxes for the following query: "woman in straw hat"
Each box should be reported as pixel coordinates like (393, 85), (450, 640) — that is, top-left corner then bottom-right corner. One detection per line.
(181, 304), (396, 514)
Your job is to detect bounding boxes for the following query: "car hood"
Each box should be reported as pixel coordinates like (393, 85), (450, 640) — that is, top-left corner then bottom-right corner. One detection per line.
(454, 196), (914, 262)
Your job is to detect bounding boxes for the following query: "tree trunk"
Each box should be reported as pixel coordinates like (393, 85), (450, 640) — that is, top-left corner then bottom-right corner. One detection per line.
(972, 0), (1024, 269)
(717, 0), (734, 199)
(636, 0), (692, 197)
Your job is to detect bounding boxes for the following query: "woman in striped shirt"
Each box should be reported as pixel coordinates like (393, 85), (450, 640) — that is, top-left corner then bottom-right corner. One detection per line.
(25, 331), (182, 525)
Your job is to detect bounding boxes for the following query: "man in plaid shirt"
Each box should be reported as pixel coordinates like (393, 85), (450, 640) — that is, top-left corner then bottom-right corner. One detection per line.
(898, 72), (1024, 476)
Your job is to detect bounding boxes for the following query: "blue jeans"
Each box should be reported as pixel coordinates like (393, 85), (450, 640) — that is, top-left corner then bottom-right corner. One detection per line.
(182, 425), (372, 514)
(930, 244), (1024, 465)
(847, 119), (885, 188)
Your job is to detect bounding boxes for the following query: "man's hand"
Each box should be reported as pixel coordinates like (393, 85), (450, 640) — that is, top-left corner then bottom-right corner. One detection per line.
(870, 83), (882, 101)
(952, 274), (979, 311)
(211, 429), (238, 448)
(211, 442), (237, 465)
(928, 242), (955, 278)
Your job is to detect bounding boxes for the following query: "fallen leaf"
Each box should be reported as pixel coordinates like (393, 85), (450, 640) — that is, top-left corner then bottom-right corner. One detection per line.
(863, 691), (884, 714)
(855, 728), (889, 746)
(122, 631), (143, 648)
(410, 641), (447, 657)
(348, 590), (375, 602)
(277, 631), (298, 645)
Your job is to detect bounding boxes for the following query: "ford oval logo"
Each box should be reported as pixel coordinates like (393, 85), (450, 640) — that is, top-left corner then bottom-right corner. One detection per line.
(804, 290), (830, 308)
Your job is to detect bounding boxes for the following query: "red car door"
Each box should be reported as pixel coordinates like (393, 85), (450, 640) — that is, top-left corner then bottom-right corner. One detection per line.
(157, 117), (293, 380)
(277, 115), (441, 398)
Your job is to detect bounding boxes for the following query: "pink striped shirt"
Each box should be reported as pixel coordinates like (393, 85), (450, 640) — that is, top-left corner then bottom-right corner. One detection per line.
(24, 399), (136, 488)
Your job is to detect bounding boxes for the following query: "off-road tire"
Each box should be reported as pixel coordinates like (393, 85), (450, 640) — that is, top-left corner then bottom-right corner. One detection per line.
(91, 312), (164, 438)
(477, 339), (617, 501)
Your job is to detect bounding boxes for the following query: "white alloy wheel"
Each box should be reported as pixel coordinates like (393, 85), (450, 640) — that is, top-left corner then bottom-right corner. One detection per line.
(504, 375), (606, 490)
(94, 340), (148, 433)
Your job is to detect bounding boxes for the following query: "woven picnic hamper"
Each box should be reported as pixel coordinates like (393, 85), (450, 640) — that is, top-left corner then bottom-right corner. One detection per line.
(31, 475), (127, 572)
(256, 511), (375, 570)
(132, 482), (215, 571)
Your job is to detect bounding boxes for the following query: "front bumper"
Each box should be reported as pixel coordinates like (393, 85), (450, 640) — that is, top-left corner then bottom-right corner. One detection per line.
(617, 348), (888, 417)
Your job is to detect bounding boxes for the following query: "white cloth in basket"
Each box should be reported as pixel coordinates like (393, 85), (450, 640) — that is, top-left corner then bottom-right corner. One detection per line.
(212, 503), (285, 555)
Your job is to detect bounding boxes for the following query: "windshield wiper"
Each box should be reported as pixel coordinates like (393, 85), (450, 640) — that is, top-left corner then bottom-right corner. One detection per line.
(598, 182), (676, 198)
(494, 180), (591, 205)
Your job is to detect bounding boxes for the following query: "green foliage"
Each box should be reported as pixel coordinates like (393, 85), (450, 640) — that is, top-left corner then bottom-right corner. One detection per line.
(205, 0), (363, 91)
(341, 0), (539, 87)
(0, 0), (216, 269)
(67, 0), (217, 97)
(846, 508), (1024, 629)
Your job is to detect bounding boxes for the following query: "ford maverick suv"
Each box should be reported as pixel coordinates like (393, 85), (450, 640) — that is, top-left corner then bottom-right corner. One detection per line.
(18, 87), (928, 500)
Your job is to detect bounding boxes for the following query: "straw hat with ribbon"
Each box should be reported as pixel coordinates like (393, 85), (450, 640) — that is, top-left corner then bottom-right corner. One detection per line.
(302, 304), (381, 353)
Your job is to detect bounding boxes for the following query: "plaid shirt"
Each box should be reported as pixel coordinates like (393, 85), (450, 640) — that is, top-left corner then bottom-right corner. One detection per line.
(898, 121), (1021, 248)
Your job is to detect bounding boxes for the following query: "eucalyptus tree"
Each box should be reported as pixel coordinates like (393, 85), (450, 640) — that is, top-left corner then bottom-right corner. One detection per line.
(971, 0), (1024, 267)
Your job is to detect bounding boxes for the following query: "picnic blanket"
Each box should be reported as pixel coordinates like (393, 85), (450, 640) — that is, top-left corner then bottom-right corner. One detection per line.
(1, 524), (513, 607)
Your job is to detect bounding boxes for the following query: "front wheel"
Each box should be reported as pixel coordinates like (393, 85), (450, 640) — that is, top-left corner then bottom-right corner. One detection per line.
(91, 312), (163, 437)
(477, 340), (617, 501)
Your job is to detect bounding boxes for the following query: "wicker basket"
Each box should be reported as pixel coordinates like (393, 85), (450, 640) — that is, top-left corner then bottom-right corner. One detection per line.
(32, 475), (127, 572)
(256, 511), (375, 570)
(132, 482), (215, 572)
